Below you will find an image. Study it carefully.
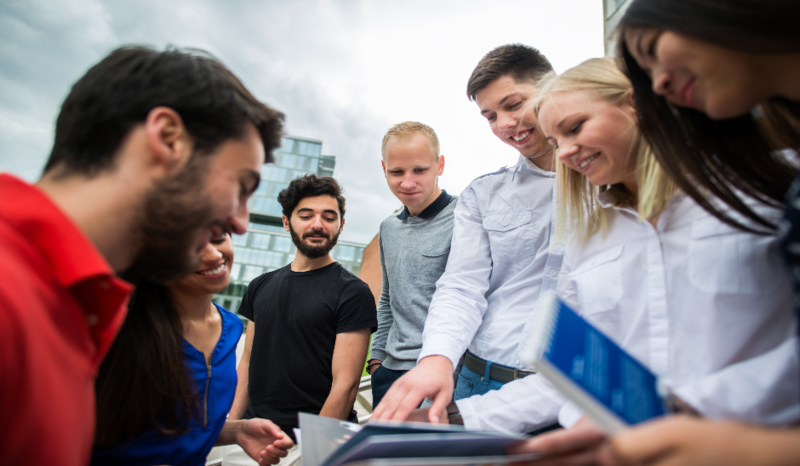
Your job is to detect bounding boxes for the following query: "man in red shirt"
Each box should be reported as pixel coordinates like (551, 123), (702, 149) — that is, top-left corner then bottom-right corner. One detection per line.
(0, 47), (284, 466)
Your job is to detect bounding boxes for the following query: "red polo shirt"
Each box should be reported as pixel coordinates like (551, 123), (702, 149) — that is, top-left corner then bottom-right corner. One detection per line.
(0, 174), (133, 466)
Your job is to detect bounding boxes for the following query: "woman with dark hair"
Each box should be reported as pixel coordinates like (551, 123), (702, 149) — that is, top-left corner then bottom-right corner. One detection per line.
(513, 1), (800, 465)
(92, 235), (292, 466)
(616, 0), (800, 235)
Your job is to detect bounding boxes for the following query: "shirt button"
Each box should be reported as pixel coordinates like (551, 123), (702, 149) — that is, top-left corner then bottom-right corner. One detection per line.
(549, 269), (558, 276)
(87, 314), (100, 326)
(502, 221), (508, 226)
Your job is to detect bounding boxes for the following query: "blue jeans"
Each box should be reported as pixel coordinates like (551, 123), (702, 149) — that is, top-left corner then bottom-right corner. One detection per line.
(454, 360), (506, 400)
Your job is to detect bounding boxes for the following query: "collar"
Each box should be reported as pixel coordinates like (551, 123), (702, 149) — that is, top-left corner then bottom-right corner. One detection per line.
(0, 174), (123, 288)
(512, 155), (556, 181)
(397, 190), (452, 220)
(0, 174), (133, 361)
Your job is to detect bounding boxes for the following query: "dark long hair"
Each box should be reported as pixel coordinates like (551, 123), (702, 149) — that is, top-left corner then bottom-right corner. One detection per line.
(617, 0), (800, 232)
(94, 280), (198, 449)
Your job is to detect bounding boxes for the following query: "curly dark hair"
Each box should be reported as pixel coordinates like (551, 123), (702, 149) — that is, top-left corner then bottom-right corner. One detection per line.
(45, 46), (284, 177)
(278, 174), (346, 219)
(467, 44), (554, 101)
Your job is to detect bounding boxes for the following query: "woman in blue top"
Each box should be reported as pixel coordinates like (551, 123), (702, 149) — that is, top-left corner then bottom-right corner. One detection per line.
(93, 234), (293, 466)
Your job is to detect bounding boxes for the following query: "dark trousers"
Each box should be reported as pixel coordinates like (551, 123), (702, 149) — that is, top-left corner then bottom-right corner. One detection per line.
(370, 365), (408, 409)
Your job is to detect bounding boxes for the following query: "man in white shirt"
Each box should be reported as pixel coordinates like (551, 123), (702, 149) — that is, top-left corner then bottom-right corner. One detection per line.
(372, 44), (567, 433)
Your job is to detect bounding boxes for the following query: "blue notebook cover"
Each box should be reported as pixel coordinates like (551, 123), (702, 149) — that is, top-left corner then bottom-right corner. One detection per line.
(539, 297), (667, 426)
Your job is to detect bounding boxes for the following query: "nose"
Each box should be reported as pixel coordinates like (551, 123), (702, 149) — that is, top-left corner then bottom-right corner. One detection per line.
(400, 173), (416, 190)
(651, 67), (672, 96)
(199, 241), (224, 263)
(227, 201), (249, 235)
(557, 140), (579, 162)
(497, 111), (518, 131)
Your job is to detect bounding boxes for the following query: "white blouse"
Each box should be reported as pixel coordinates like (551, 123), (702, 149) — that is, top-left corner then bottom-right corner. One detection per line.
(557, 190), (800, 425)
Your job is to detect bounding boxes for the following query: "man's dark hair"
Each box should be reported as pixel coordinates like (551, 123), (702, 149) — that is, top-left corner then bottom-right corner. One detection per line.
(467, 44), (554, 101)
(44, 46), (284, 177)
(278, 174), (346, 220)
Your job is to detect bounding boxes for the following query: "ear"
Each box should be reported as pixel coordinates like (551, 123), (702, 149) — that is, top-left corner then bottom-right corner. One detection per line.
(145, 107), (192, 173)
(339, 217), (345, 234)
(381, 159), (387, 176)
(621, 90), (638, 120)
(282, 215), (290, 232)
(437, 155), (445, 176)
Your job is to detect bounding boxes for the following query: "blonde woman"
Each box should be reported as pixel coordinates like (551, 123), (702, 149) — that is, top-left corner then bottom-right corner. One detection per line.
(509, 58), (800, 464)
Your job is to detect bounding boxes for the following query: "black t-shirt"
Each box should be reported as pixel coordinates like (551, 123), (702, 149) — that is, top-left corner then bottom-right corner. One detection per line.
(240, 262), (377, 437)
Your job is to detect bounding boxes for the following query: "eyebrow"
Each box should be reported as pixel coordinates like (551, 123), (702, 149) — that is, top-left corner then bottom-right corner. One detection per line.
(296, 208), (339, 217)
(480, 92), (525, 115)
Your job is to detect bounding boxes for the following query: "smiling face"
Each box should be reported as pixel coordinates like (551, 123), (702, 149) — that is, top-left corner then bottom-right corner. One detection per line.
(382, 132), (444, 216)
(170, 233), (234, 296)
(538, 90), (639, 191)
(475, 75), (554, 167)
(284, 194), (343, 260)
(624, 27), (769, 119)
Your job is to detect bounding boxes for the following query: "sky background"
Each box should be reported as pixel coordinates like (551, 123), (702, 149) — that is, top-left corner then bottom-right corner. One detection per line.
(0, 0), (604, 245)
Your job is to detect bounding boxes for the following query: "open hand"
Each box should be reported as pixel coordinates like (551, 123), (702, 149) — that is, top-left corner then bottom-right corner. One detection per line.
(237, 418), (294, 465)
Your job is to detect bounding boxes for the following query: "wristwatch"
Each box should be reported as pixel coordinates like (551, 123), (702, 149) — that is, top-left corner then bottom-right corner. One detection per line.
(446, 401), (463, 425)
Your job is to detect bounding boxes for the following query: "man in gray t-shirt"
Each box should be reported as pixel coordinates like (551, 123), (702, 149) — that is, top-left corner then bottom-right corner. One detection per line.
(368, 121), (457, 408)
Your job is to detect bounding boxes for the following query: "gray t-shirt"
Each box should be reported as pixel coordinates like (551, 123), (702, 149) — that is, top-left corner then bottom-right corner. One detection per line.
(370, 191), (458, 370)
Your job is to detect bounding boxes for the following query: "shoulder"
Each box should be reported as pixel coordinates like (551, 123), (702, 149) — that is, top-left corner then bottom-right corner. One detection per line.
(214, 303), (244, 337)
(332, 263), (373, 295)
(379, 213), (401, 231)
(467, 165), (512, 187)
(248, 266), (286, 288)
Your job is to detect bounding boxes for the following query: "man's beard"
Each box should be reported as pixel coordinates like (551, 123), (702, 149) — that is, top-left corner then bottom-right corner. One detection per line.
(122, 154), (216, 285)
(289, 222), (339, 260)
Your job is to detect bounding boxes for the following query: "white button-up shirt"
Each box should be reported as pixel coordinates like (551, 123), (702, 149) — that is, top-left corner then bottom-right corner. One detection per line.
(557, 191), (800, 425)
(418, 155), (566, 432)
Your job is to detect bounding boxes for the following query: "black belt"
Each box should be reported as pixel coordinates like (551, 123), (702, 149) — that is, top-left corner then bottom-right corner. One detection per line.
(463, 351), (536, 384)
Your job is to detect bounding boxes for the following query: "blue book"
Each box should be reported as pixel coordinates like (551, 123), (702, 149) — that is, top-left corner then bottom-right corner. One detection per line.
(521, 294), (671, 433)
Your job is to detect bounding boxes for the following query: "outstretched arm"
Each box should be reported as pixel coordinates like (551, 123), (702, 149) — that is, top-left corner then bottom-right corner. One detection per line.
(216, 418), (294, 465)
(320, 328), (372, 420)
(229, 321), (255, 420)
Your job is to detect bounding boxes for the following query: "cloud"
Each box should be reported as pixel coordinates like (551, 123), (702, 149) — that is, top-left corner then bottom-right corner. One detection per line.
(0, 0), (603, 244)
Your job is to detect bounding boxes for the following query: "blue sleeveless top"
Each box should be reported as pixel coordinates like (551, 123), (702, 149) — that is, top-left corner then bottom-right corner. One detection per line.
(92, 303), (243, 466)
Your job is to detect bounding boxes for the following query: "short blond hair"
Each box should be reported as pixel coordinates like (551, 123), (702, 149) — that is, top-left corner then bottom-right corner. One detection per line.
(381, 121), (440, 160)
(534, 57), (678, 243)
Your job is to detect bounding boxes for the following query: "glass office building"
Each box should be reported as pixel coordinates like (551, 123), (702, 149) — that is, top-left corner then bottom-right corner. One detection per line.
(212, 135), (366, 318)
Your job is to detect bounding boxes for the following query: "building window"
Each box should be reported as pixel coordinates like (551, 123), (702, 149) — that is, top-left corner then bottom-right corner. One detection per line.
(242, 265), (264, 282)
(336, 245), (356, 262)
(262, 165), (288, 183)
(230, 263), (241, 280)
(232, 233), (249, 247)
(250, 232), (272, 250)
(272, 235), (293, 253)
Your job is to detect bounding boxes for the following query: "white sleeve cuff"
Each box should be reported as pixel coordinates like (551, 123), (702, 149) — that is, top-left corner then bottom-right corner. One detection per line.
(558, 401), (583, 428)
(454, 397), (482, 431)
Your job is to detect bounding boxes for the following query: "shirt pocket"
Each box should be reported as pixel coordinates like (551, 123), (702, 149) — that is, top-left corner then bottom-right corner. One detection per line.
(569, 244), (624, 316)
(483, 209), (536, 263)
(419, 246), (450, 286)
(688, 216), (782, 295)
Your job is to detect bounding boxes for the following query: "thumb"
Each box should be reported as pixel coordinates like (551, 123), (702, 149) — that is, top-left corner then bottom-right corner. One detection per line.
(429, 394), (451, 424)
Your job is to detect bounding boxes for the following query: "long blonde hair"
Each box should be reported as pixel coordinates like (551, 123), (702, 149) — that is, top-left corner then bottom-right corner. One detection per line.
(534, 57), (677, 243)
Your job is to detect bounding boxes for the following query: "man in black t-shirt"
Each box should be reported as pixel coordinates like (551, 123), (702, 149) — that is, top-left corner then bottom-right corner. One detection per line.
(225, 175), (376, 466)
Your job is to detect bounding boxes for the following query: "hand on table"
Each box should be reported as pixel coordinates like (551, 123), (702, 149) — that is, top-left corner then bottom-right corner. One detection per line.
(371, 355), (454, 423)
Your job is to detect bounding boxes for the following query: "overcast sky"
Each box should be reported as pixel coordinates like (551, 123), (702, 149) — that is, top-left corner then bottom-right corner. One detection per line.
(0, 0), (604, 244)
